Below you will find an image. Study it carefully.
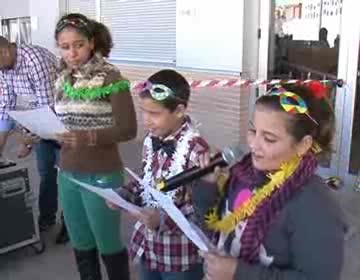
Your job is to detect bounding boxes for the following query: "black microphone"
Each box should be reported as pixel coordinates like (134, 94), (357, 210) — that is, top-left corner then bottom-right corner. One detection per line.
(157, 144), (245, 192)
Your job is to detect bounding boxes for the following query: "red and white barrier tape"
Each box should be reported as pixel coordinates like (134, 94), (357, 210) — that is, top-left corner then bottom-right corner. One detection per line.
(131, 78), (344, 89)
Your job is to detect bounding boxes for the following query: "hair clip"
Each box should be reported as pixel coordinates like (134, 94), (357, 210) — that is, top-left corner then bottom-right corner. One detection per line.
(279, 92), (319, 125)
(267, 86), (319, 125)
(267, 85), (285, 95)
(56, 18), (90, 34)
(307, 81), (329, 99)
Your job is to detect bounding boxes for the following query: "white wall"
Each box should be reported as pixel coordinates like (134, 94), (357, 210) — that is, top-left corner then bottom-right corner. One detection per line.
(0, 0), (66, 54)
(242, 0), (259, 79)
(29, 0), (66, 54)
(0, 0), (30, 18)
(257, 0), (271, 80)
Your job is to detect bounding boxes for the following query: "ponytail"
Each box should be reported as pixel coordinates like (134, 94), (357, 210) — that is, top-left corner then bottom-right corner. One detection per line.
(91, 21), (113, 57)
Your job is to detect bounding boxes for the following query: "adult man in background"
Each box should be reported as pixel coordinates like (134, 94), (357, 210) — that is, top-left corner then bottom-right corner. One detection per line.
(319, 27), (330, 48)
(0, 36), (67, 243)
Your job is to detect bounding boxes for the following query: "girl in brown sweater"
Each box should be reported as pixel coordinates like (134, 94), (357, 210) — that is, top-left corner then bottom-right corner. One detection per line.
(54, 13), (137, 280)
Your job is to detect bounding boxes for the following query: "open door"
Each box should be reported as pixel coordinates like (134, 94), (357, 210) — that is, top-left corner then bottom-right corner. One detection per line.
(257, 0), (359, 188)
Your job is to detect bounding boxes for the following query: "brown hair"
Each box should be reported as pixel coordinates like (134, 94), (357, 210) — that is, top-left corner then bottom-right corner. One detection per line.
(256, 84), (335, 155)
(55, 13), (113, 57)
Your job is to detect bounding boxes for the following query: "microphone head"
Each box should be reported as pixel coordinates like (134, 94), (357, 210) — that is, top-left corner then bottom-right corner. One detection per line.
(222, 144), (247, 166)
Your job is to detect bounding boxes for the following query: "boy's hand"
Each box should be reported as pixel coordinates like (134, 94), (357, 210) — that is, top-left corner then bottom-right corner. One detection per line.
(134, 208), (161, 230)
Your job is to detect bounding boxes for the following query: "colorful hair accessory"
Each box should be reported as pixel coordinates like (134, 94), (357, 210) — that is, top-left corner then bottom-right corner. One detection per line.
(307, 81), (329, 99)
(279, 92), (308, 114)
(268, 85), (286, 95)
(280, 92), (319, 125)
(137, 81), (176, 101)
(268, 87), (319, 125)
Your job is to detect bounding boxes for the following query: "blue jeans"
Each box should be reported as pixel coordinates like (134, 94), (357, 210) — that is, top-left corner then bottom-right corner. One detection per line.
(139, 262), (203, 280)
(35, 139), (60, 224)
(0, 119), (15, 132)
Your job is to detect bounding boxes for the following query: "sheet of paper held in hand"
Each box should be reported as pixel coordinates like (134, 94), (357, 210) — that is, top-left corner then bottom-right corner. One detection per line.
(149, 187), (212, 252)
(125, 167), (212, 252)
(8, 106), (67, 140)
(67, 177), (142, 215)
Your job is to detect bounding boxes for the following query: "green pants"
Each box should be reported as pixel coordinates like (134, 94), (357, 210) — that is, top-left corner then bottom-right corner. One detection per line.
(59, 170), (124, 254)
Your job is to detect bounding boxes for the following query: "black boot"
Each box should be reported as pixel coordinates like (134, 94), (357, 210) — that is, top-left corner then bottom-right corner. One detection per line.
(101, 249), (130, 280)
(74, 248), (102, 280)
(56, 214), (69, 244)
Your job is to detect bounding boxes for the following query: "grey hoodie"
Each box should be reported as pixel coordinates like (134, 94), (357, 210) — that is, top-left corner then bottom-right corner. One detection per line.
(193, 175), (346, 280)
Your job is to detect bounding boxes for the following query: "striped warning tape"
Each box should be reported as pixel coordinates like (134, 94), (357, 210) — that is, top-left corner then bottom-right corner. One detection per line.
(131, 78), (344, 89)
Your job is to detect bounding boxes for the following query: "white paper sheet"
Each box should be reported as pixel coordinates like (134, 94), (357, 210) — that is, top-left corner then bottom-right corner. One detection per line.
(149, 187), (210, 252)
(8, 106), (67, 140)
(68, 177), (142, 215)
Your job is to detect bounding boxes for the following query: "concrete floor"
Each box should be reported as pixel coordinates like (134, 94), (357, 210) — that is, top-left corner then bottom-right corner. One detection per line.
(0, 136), (359, 280)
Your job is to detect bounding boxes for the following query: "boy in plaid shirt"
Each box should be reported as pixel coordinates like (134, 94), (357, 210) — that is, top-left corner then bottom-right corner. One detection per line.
(115, 70), (209, 280)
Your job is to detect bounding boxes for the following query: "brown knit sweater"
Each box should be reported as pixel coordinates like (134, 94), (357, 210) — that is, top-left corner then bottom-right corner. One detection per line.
(54, 54), (137, 173)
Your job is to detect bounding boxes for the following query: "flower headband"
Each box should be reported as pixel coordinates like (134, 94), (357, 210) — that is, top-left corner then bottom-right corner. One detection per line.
(56, 18), (91, 36)
(136, 81), (182, 101)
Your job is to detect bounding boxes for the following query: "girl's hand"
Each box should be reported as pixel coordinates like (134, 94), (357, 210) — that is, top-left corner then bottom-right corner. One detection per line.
(106, 200), (120, 211)
(56, 131), (92, 147)
(200, 251), (238, 280)
(198, 152), (227, 184)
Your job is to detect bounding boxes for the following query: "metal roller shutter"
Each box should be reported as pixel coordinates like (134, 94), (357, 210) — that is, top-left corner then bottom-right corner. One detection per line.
(66, 0), (97, 20)
(100, 0), (176, 63)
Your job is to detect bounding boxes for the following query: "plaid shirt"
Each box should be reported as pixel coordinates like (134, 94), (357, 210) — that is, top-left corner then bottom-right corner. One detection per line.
(0, 45), (57, 120)
(120, 118), (209, 272)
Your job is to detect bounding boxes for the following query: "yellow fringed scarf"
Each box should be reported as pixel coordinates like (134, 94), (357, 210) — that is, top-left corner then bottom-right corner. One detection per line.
(205, 155), (302, 233)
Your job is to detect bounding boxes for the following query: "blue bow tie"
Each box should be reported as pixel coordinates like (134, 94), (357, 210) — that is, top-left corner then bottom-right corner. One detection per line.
(151, 137), (176, 157)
